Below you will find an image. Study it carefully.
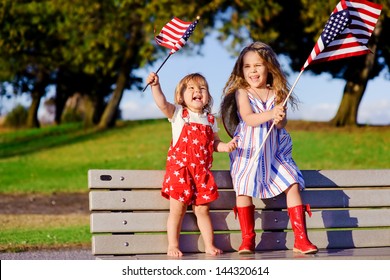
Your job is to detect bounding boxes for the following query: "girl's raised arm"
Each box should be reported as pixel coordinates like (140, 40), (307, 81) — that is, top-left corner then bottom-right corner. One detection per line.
(147, 72), (176, 119)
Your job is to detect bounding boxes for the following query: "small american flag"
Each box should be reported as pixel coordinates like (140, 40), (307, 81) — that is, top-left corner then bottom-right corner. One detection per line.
(155, 17), (199, 54)
(302, 0), (382, 70)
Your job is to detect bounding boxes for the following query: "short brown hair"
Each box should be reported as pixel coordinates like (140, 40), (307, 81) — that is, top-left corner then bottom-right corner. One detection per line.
(174, 73), (213, 113)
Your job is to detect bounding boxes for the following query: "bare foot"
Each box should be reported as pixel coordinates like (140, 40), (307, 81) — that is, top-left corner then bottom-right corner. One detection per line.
(167, 246), (183, 257)
(205, 245), (223, 256)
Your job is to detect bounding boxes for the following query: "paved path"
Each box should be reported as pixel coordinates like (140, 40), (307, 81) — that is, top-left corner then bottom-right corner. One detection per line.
(0, 249), (94, 260)
(2, 247), (390, 260)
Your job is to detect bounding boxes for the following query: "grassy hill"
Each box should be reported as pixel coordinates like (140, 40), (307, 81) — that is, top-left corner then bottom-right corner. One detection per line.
(1, 119), (390, 194)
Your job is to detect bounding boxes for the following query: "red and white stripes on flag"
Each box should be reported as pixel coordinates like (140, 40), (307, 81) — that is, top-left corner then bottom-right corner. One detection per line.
(302, 0), (382, 70)
(155, 17), (199, 54)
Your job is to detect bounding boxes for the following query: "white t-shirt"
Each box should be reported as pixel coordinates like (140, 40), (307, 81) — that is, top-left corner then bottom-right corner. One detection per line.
(169, 105), (219, 146)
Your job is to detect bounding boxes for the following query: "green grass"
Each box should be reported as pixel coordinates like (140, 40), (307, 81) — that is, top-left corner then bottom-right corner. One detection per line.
(1, 119), (390, 194)
(290, 127), (390, 169)
(0, 119), (172, 194)
(0, 226), (90, 252)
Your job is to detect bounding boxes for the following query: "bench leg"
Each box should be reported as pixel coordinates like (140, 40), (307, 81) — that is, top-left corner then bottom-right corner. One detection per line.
(288, 204), (318, 254)
(234, 205), (256, 254)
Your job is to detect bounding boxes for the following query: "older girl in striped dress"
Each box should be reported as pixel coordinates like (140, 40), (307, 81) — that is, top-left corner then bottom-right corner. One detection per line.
(221, 42), (318, 255)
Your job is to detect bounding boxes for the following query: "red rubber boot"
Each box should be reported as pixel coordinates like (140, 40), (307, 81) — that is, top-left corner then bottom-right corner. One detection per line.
(234, 205), (256, 254)
(288, 204), (318, 254)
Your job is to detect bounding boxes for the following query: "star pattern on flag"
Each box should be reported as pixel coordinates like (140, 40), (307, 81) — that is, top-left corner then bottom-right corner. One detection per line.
(321, 10), (351, 47)
(182, 21), (197, 40)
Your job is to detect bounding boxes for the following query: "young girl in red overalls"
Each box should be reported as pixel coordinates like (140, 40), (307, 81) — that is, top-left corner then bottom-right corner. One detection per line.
(147, 72), (237, 257)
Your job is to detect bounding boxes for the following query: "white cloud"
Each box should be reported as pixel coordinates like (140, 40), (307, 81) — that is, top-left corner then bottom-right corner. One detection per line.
(358, 99), (390, 125)
(120, 100), (164, 120)
(289, 102), (338, 122)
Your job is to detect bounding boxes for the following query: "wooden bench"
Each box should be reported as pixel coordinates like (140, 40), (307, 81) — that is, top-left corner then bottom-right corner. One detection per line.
(88, 169), (390, 259)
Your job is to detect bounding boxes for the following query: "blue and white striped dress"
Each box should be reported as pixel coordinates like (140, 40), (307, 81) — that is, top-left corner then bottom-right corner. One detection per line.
(229, 92), (305, 199)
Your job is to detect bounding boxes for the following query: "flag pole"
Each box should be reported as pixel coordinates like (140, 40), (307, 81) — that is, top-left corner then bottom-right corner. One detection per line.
(253, 69), (305, 161)
(142, 53), (172, 92)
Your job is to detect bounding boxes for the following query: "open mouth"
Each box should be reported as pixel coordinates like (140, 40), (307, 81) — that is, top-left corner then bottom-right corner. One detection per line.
(193, 96), (202, 101)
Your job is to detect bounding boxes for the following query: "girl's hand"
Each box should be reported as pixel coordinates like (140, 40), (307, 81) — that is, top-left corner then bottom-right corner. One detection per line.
(273, 104), (286, 124)
(214, 136), (238, 152)
(226, 136), (238, 152)
(147, 72), (159, 87)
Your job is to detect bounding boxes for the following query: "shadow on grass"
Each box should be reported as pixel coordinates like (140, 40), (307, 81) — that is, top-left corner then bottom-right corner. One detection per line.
(0, 119), (163, 159)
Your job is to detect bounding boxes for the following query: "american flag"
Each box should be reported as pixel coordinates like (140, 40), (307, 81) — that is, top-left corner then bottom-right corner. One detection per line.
(155, 17), (199, 54)
(302, 0), (382, 70)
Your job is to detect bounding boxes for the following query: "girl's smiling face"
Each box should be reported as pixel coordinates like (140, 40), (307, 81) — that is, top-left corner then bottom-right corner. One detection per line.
(182, 80), (209, 113)
(242, 51), (268, 89)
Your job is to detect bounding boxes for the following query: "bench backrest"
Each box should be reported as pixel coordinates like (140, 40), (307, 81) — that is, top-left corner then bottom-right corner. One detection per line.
(88, 169), (390, 255)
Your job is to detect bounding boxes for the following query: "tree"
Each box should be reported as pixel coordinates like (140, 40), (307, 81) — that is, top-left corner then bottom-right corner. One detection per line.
(0, 0), (225, 129)
(215, 0), (389, 126)
(0, 0), (56, 127)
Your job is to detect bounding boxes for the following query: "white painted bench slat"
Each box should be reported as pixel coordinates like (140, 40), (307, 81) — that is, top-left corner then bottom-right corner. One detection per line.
(88, 169), (390, 189)
(92, 229), (390, 255)
(90, 209), (390, 232)
(89, 189), (390, 210)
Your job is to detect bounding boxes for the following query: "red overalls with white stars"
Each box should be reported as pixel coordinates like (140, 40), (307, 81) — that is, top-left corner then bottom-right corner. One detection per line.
(162, 108), (218, 205)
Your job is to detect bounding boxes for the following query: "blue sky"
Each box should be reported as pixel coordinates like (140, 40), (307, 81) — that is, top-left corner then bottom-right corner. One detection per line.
(122, 33), (390, 125)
